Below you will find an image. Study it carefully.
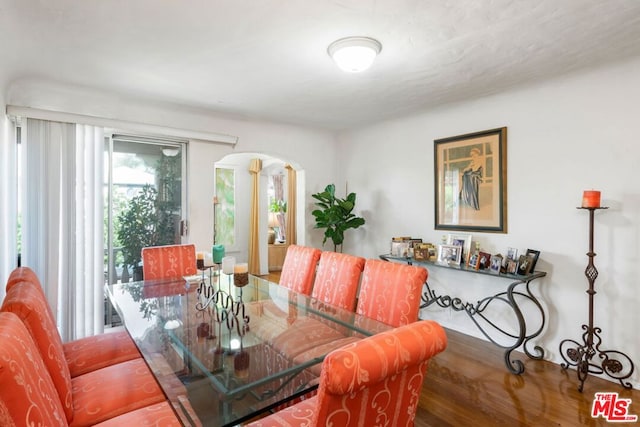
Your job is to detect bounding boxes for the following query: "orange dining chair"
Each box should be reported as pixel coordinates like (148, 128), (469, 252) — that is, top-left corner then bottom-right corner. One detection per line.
(141, 243), (198, 280)
(0, 311), (180, 427)
(247, 319), (448, 427)
(311, 251), (365, 311)
(4, 266), (141, 377)
(290, 257), (427, 377)
(1, 280), (167, 425)
(275, 251), (365, 363)
(356, 258), (428, 327)
(279, 244), (321, 296)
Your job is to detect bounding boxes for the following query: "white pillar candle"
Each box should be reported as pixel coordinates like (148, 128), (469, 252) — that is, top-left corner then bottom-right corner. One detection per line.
(221, 256), (236, 274)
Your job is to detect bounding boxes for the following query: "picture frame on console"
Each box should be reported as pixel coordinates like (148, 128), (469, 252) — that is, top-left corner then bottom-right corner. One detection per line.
(489, 254), (503, 274)
(506, 258), (518, 274)
(434, 127), (508, 233)
(525, 249), (540, 272)
(477, 251), (491, 270)
(468, 252), (479, 269)
(517, 254), (534, 275)
(446, 233), (472, 265)
(437, 244), (462, 266)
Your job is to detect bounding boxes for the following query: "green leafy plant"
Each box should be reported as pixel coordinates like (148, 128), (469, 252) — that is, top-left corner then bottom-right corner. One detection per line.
(115, 155), (180, 280)
(116, 184), (176, 278)
(311, 184), (365, 252)
(116, 185), (160, 271)
(269, 198), (287, 213)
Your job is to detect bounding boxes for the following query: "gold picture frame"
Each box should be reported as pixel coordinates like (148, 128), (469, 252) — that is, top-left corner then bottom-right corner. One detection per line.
(434, 127), (507, 233)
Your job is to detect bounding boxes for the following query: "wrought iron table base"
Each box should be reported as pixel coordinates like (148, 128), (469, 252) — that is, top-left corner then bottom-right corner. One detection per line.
(421, 275), (546, 375)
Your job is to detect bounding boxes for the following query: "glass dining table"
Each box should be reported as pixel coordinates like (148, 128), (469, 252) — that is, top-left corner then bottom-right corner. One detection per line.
(106, 272), (392, 426)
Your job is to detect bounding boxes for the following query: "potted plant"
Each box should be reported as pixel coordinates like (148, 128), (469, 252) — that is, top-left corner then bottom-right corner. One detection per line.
(311, 184), (365, 252)
(116, 184), (176, 281)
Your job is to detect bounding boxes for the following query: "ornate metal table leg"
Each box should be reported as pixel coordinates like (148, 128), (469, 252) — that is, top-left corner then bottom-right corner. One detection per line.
(421, 277), (546, 375)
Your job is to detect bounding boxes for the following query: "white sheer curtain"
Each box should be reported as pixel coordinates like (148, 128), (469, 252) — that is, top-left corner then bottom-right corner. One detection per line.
(22, 118), (104, 341)
(0, 115), (18, 301)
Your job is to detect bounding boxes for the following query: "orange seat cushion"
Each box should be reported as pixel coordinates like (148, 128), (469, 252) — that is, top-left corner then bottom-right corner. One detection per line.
(92, 401), (181, 426)
(0, 312), (68, 426)
(248, 396), (316, 426)
(69, 358), (166, 427)
(63, 328), (141, 377)
(270, 317), (347, 358)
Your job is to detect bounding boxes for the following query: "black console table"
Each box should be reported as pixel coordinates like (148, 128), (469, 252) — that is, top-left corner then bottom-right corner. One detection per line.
(380, 254), (547, 374)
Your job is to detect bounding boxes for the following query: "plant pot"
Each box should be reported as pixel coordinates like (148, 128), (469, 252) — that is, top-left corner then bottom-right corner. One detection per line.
(133, 266), (144, 282)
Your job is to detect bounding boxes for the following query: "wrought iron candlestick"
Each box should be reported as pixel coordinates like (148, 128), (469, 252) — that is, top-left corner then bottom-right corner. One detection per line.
(559, 207), (634, 391)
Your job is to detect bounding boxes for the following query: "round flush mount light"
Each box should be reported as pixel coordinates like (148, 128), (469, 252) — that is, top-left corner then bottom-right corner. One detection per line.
(162, 147), (180, 157)
(327, 36), (382, 73)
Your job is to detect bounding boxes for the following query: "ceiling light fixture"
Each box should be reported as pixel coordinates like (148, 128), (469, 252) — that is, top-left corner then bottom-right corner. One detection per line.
(327, 36), (382, 73)
(162, 147), (180, 157)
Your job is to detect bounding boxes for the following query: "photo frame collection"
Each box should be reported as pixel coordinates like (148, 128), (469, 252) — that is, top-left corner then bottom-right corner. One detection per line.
(466, 245), (540, 275)
(387, 234), (541, 276)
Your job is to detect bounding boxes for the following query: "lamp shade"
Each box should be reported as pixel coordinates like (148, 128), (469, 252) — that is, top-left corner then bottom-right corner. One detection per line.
(328, 36), (382, 73)
(268, 212), (279, 228)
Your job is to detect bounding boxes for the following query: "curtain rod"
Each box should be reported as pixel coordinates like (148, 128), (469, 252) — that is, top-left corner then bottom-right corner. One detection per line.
(6, 105), (239, 145)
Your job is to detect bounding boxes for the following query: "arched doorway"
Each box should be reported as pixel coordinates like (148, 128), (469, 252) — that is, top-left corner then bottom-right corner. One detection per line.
(213, 153), (304, 275)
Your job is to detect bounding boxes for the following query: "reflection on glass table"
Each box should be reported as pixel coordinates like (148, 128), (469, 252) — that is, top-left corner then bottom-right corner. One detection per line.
(106, 274), (392, 427)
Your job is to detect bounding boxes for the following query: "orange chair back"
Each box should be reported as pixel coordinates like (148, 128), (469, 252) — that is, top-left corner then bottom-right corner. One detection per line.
(311, 251), (365, 311)
(141, 244), (198, 280)
(1, 280), (75, 422)
(313, 320), (447, 426)
(356, 258), (427, 327)
(279, 245), (321, 296)
(6, 266), (48, 300)
(0, 312), (68, 426)
(248, 320), (448, 426)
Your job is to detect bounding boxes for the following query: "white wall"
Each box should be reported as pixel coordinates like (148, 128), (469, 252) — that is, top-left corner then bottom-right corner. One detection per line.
(337, 57), (640, 388)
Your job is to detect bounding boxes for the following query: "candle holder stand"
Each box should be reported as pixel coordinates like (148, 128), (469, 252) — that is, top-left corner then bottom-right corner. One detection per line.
(559, 207), (634, 391)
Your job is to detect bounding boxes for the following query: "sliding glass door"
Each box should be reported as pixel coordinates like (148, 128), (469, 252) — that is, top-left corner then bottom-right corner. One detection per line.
(104, 135), (187, 286)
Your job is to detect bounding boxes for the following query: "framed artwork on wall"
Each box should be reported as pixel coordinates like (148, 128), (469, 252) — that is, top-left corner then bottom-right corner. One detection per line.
(434, 127), (507, 233)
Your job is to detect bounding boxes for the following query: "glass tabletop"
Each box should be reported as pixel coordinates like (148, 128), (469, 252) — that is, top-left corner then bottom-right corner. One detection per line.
(106, 273), (392, 426)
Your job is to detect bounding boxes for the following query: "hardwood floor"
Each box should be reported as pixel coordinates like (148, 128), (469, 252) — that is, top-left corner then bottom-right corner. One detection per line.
(416, 328), (639, 426)
(262, 271), (639, 426)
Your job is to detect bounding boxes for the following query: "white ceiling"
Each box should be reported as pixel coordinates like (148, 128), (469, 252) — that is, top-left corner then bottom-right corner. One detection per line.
(2, 0), (640, 131)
